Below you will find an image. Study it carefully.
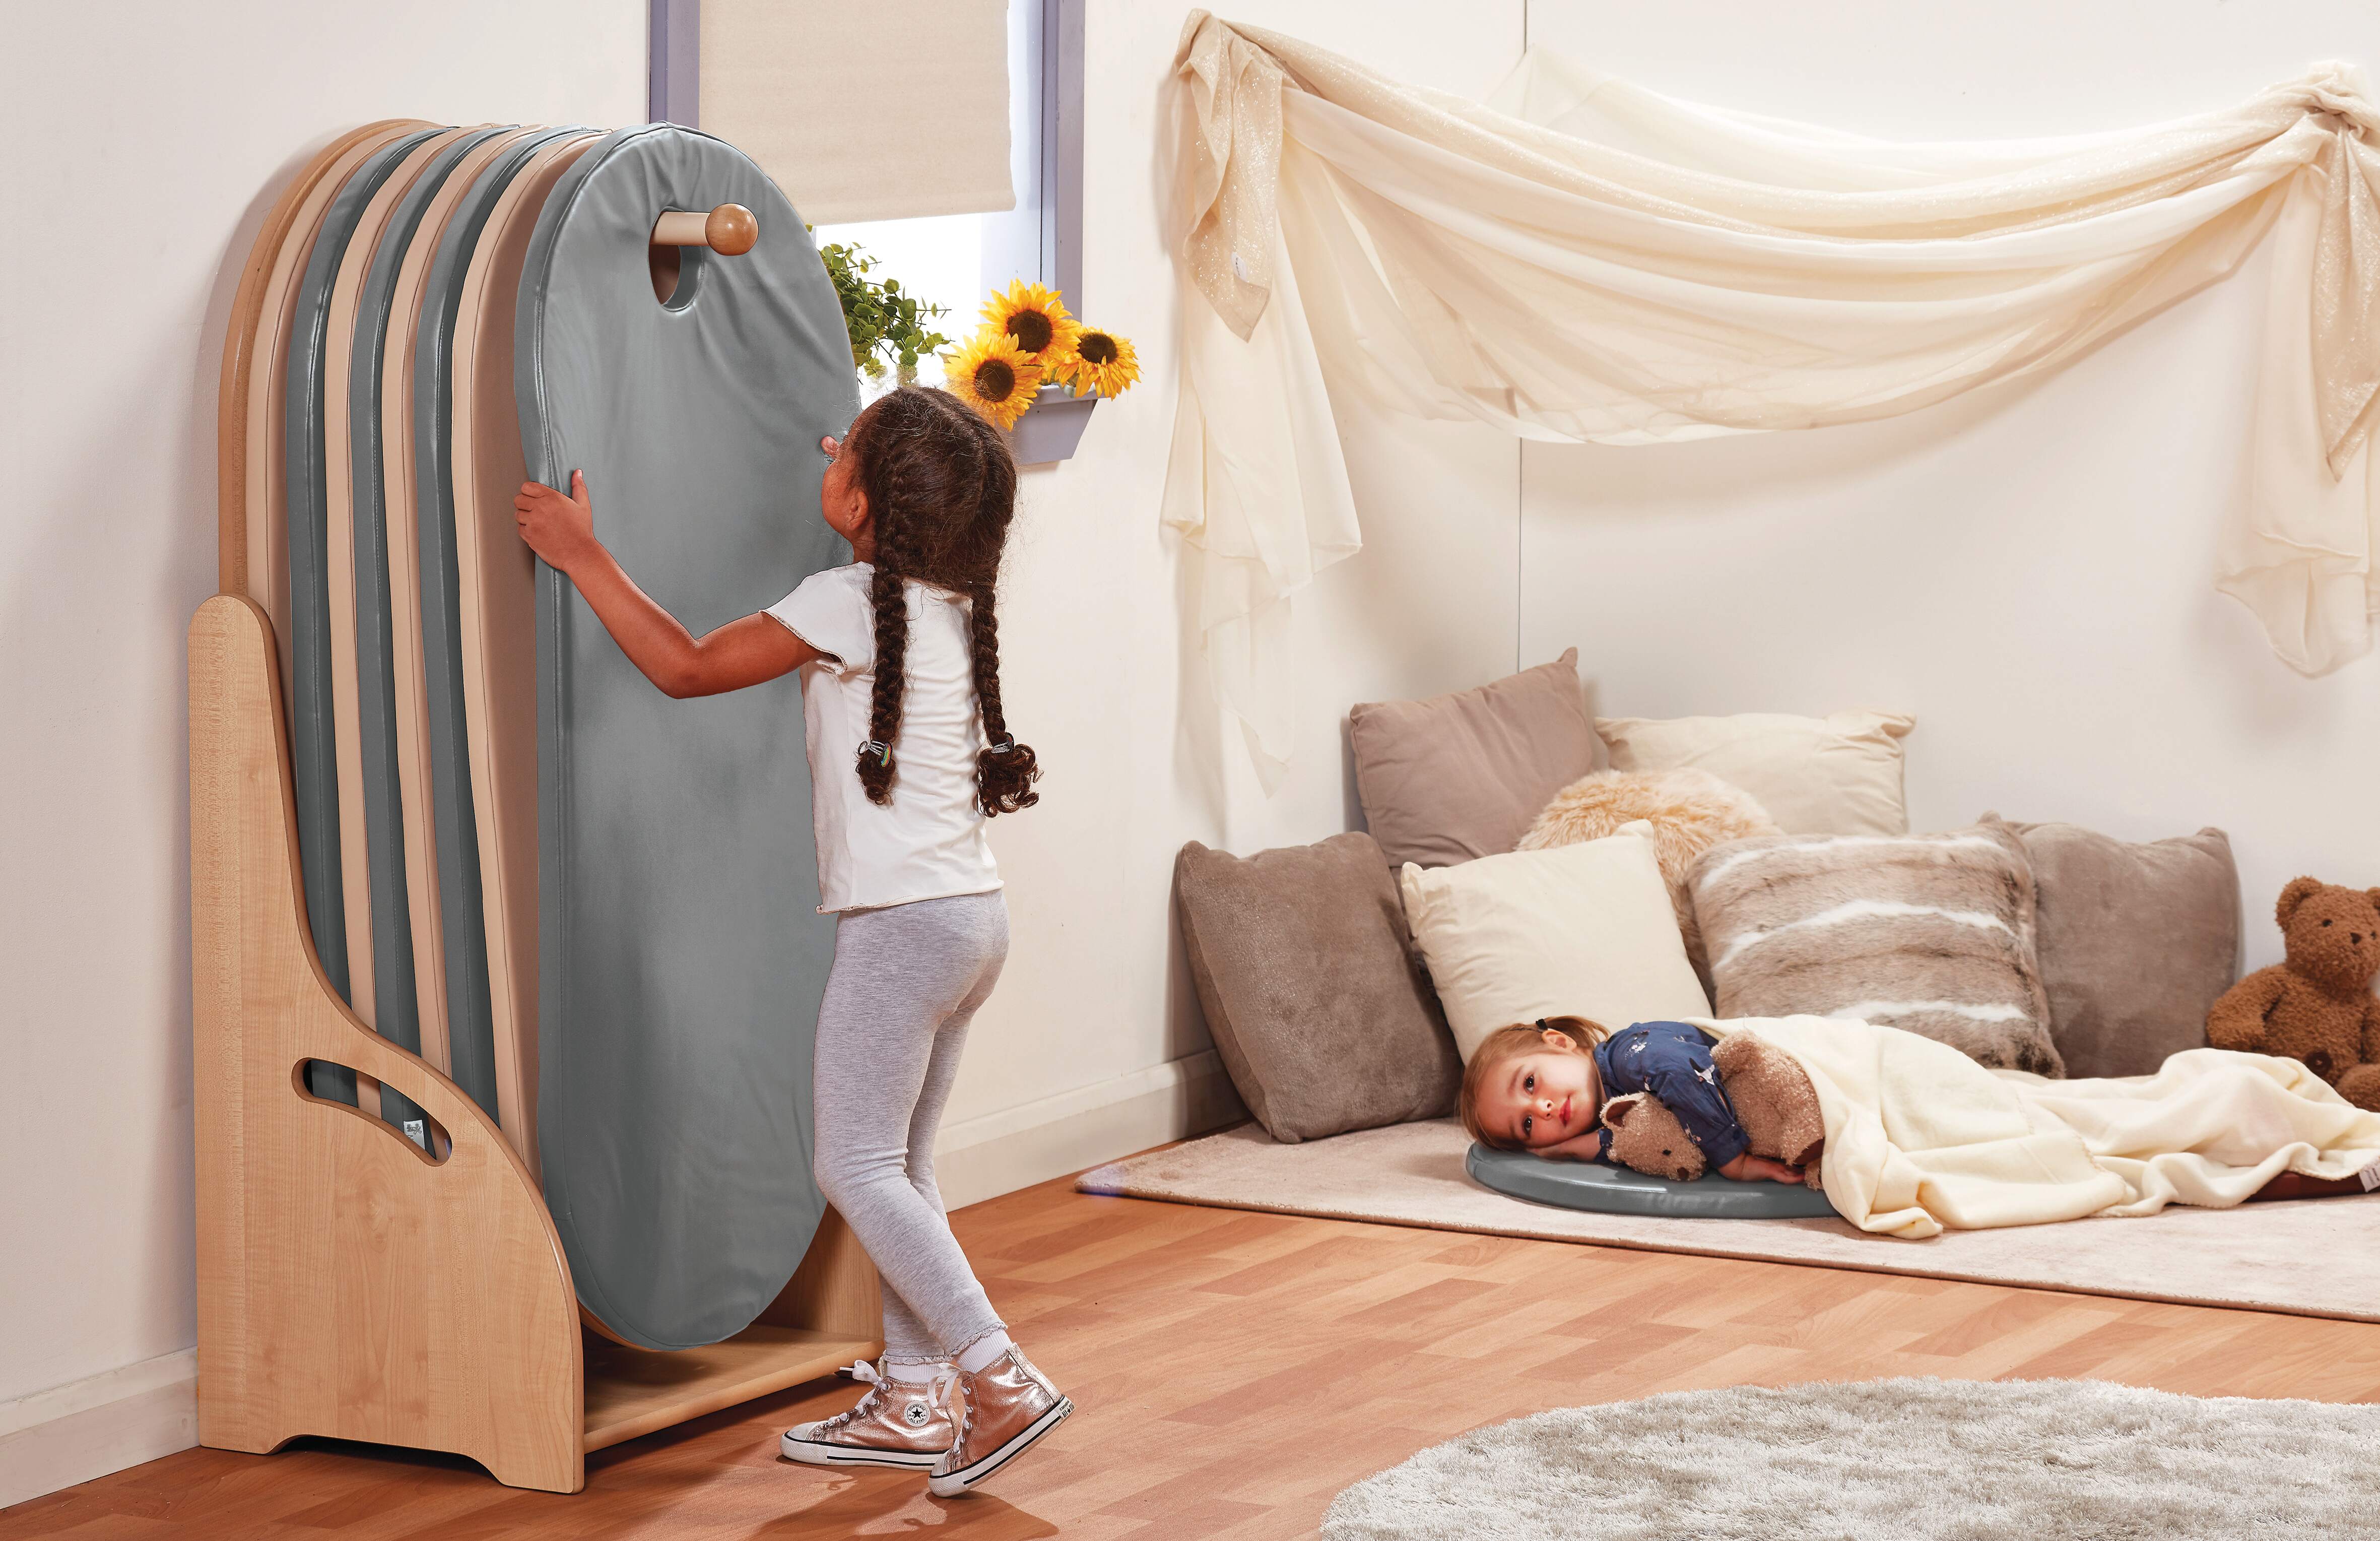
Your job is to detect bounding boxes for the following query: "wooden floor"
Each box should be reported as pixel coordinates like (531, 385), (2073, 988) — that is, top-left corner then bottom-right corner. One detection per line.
(12, 1174), (2380, 1539)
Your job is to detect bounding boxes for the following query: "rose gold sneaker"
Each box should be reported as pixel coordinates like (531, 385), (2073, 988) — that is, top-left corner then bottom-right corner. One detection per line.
(780, 1360), (955, 1471)
(928, 1347), (1073, 1497)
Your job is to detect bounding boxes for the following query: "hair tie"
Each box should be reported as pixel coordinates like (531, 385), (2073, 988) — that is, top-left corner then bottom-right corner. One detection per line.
(986, 736), (1017, 755)
(1535, 1018), (1549, 1031)
(858, 740), (894, 767)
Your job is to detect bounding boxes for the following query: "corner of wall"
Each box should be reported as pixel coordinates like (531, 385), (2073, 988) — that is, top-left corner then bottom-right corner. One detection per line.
(0, 1351), (199, 1511)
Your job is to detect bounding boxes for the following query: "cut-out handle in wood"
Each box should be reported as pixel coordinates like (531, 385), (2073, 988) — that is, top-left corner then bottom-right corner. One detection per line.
(651, 204), (757, 255)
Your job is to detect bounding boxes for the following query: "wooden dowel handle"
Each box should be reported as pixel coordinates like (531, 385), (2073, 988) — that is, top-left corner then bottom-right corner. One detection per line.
(651, 204), (759, 255)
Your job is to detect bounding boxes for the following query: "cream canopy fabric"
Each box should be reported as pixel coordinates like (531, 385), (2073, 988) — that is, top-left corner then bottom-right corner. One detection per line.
(1164, 12), (2380, 770)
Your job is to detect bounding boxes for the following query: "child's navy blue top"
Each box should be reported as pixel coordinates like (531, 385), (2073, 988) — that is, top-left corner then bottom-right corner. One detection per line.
(1591, 1021), (1750, 1171)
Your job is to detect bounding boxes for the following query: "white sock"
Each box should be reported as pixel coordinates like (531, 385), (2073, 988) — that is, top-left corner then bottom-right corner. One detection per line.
(885, 1358), (947, 1384)
(956, 1332), (1014, 1375)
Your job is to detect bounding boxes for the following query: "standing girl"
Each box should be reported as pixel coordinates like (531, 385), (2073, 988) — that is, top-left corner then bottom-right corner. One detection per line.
(514, 386), (1069, 1498)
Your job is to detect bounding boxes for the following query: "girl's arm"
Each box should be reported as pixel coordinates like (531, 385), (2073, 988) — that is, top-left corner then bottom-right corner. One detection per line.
(514, 471), (823, 698)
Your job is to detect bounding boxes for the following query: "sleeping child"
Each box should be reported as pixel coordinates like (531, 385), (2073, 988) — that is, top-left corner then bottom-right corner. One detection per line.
(1459, 1012), (2380, 1232)
(1459, 1015), (1806, 1183)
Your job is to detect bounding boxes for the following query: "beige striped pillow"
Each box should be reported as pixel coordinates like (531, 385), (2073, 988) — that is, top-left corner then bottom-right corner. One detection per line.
(1687, 826), (2063, 1075)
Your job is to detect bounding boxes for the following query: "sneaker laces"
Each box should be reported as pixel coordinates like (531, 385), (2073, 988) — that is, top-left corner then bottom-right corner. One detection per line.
(817, 1361), (888, 1431)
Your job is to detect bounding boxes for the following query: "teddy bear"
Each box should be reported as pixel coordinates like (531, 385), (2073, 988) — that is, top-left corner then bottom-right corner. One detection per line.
(1598, 1035), (1828, 1187)
(1599, 1093), (1707, 1182)
(2206, 876), (2380, 1111)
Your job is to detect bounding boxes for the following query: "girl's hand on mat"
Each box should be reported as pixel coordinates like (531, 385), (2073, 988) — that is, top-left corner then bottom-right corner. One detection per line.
(1718, 1154), (1804, 1184)
(515, 470), (597, 570)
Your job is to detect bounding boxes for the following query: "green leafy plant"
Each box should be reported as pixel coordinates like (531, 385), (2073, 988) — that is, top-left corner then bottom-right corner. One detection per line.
(812, 230), (951, 379)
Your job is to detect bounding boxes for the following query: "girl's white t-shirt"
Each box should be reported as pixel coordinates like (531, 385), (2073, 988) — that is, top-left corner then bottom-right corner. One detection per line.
(766, 563), (1002, 914)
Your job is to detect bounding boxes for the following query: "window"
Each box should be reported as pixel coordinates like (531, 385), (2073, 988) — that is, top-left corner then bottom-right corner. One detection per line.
(655, 0), (1081, 386)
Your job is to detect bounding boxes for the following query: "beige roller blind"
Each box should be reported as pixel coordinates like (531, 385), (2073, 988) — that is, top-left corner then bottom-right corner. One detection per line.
(701, 0), (1015, 225)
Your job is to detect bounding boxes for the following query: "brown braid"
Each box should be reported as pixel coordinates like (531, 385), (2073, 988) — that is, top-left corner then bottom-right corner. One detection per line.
(837, 386), (1040, 814)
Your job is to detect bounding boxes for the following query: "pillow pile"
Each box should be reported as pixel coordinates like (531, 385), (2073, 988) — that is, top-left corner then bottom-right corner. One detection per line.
(1175, 653), (2242, 1140)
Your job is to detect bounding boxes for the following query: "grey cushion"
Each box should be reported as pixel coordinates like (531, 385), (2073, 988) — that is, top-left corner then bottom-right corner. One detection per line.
(1176, 833), (1460, 1143)
(517, 125), (854, 1350)
(1981, 814), (2240, 1078)
(1349, 649), (1600, 869)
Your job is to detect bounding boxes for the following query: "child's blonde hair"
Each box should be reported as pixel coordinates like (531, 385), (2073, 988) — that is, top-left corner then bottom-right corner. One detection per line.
(1458, 1015), (1610, 1150)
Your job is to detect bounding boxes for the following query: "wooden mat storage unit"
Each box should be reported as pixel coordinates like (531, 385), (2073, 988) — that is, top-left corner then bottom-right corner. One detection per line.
(191, 120), (881, 1495)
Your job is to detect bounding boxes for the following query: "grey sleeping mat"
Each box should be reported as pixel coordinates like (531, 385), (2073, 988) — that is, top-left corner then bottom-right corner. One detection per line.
(347, 126), (505, 1138)
(515, 125), (858, 1350)
(410, 125), (583, 1121)
(283, 125), (443, 1107)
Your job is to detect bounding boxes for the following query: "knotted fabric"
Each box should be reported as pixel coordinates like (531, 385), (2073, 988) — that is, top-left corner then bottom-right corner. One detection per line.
(1164, 12), (2380, 770)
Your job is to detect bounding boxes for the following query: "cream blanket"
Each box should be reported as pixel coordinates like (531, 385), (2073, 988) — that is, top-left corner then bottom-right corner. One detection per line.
(1702, 1016), (2380, 1239)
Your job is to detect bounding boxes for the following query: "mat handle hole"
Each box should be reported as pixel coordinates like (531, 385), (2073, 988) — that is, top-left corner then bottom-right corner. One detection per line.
(293, 1060), (452, 1163)
(649, 242), (707, 310)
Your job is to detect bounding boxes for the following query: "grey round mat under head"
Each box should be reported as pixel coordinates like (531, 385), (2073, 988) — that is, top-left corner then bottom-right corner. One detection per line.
(515, 124), (855, 1350)
(282, 125), (442, 1106)
(1467, 1141), (1837, 1219)
(1326, 1377), (2380, 1540)
(408, 125), (582, 1121)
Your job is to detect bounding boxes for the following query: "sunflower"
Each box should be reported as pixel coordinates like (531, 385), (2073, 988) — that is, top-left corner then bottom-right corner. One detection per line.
(980, 280), (1082, 364)
(1052, 325), (1140, 399)
(941, 329), (1043, 430)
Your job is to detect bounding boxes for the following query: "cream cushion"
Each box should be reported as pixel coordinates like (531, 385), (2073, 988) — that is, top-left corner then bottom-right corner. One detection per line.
(1400, 822), (1711, 1062)
(1596, 710), (1916, 837)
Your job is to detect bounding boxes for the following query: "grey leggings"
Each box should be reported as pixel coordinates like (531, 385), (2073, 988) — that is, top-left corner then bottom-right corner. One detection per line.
(812, 889), (1009, 1364)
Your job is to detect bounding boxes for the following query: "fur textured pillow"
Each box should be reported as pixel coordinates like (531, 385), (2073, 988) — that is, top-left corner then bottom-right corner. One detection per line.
(1687, 825), (2064, 1075)
(1518, 767), (1780, 976)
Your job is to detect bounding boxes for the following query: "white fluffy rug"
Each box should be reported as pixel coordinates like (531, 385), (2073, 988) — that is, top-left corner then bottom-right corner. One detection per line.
(1325, 1378), (2380, 1539)
(1078, 1119), (2380, 1322)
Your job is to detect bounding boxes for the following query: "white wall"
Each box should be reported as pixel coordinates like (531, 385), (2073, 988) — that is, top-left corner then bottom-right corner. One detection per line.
(0, 0), (645, 1500)
(1516, 1), (2380, 976)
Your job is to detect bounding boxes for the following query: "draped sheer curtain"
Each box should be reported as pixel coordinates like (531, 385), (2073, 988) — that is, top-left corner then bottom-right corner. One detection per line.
(1162, 12), (2380, 772)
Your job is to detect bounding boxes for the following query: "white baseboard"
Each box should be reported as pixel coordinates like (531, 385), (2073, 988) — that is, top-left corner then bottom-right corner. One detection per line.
(0, 1055), (1240, 1510)
(0, 1349), (197, 1511)
(934, 1049), (1245, 1210)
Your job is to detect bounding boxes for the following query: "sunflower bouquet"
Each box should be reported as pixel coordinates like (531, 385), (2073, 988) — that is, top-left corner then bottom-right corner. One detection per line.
(943, 280), (1139, 429)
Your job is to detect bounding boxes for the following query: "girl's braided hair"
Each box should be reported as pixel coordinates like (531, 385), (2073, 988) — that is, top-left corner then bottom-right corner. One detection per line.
(838, 386), (1040, 815)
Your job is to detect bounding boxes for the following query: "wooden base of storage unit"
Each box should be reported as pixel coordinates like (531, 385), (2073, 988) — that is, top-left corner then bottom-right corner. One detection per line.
(189, 595), (881, 1493)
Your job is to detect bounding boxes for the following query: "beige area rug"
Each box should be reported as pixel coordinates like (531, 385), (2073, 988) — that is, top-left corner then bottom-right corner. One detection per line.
(1077, 1119), (2380, 1323)
(1322, 1378), (2380, 1539)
